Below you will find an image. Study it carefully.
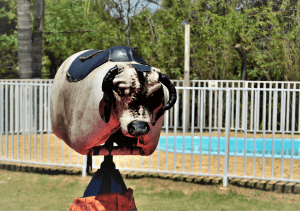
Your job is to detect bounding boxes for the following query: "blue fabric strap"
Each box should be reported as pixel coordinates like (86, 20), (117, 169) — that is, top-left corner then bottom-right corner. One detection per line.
(67, 46), (150, 82)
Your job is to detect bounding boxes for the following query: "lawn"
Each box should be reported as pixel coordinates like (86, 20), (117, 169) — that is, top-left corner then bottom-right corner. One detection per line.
(0, 168), (299, 210)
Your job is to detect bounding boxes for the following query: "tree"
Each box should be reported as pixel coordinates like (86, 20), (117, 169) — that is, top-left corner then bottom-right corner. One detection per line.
(0, 0), (18, 79)
(83, 0), (159, 47)
(42, 0), (121, 78)
(17, 0), (45, 79)
(3, 0), (298, 81)
(17, 0), (32, 79)
(0, 0), (16, 36)
(32, 0), (45, 78)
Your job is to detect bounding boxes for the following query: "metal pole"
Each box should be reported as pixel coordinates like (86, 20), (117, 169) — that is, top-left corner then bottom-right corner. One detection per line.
(223, 90), (231, 187)
(82, 155), (87, 177)
(182, 89), (186, 173)
(0, 84), (3, 159)
(184, 24), (190, 132)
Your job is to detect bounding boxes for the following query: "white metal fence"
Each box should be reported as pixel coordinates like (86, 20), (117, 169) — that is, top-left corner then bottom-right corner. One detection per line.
(166, 80), (300, 133)
(0, 82), (87, 176)
(0, 79), (53, 133)
(1, 80), (300, 187)
(2, 79), (300, 133)
(112, 86), (300, 187)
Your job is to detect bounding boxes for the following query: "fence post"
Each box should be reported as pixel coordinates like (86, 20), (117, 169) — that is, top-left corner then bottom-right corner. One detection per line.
(223, 89), (231, 187)
(184, 24), (190, 131)
(82, 155), (87, 177)
(242, 82), (246, 130)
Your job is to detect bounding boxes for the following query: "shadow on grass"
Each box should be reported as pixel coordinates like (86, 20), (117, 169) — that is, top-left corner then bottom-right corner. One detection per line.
(0, 161), (83, 176)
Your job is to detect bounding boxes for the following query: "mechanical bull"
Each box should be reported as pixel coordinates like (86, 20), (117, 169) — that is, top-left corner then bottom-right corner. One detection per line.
(50, 46), (177, 156)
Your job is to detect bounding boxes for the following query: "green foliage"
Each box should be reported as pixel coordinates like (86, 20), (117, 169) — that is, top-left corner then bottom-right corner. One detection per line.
(133, 0), (300, 81)
(131, 1), (189, 78)
(0, 0), (18, 79)
(43, 0), (122, 71)
(0, 0), (300, 80)
(41, 0), (126, 78)
(0, 0), (16, 21)
(0, 33), (18, 79)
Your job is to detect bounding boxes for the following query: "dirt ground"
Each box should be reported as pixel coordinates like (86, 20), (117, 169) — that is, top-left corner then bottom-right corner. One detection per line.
(1, 132), (300, 180)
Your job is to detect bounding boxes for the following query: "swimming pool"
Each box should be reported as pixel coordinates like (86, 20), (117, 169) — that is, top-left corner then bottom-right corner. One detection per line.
(158, 136), (300, 159)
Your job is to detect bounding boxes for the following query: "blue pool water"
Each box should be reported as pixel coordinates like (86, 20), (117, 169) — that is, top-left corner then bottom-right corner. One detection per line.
(158, 136), (300, 159)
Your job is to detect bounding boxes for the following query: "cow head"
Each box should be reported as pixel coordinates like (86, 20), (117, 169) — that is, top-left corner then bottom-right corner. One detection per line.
(99, 62), (176, 138)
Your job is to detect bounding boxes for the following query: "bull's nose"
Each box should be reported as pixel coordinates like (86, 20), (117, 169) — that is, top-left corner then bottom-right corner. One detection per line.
(128, 121), (150, 136)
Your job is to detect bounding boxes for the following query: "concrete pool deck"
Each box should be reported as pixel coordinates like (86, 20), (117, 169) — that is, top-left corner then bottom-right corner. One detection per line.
(160, 131), (300, 139)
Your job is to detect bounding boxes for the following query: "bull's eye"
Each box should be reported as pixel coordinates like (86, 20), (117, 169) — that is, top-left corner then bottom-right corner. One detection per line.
(147, 88), (163, 110)
(117, 87), (124, 96)
(113, 84), (123, 97)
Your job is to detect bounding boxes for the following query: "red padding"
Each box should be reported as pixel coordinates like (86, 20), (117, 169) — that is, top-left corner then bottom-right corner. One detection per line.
(70, 188), (137, 211)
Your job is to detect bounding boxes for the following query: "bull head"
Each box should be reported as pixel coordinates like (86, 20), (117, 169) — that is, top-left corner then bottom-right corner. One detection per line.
(100, 63), (176, 138)
(50, 46), (177, 156)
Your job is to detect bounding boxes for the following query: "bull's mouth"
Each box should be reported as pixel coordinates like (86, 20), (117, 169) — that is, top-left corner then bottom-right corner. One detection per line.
(89, 129), (145, 156)
(112, 129), (138, 147)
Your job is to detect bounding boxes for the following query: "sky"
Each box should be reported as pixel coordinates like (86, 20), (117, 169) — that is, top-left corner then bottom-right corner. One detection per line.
(148, 2), (160, 12)
(80, 0), (161, 12)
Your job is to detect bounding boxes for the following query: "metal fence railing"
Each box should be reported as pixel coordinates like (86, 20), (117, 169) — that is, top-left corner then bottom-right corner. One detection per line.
(0, 80), (53, 133)
(0, 82), (86, 176)
(110, 87), (300, 187)
(165, 80), (300, 133)
(1, 81), (300, 187)
(2, 79), (300, 133)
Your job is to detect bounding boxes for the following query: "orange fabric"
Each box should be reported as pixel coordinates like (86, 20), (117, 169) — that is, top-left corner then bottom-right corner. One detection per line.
(70, 188), (137, 211)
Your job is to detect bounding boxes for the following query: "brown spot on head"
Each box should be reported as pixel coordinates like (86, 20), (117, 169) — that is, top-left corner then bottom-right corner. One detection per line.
(55, 113), (70, 142)
(58, 89), (74, 125)
(76, 110), (84, 121)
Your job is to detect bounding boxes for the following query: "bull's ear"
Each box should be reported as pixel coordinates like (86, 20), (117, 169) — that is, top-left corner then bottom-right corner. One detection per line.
(99, 99), (111, 123)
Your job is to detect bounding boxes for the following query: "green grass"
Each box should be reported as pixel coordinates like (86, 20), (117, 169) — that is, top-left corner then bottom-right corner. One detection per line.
(0, 169), (299, 210)
(135, 187), (297, 211)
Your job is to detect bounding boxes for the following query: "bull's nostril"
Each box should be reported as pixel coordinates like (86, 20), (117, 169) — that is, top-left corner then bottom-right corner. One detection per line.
(128, 125), (136, 135)
(128, 121), (150, 136)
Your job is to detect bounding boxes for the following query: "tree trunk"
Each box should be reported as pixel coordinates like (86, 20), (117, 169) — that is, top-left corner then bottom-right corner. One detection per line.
(125, 29), (131, 47)
(235, 44), (247, 130)
(44, 49), (57, 79)
(235, 44), (247, 80)
(18, 0), (32, 79)
(125, 19), (131, 47)
(32, 0), (45, 79)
